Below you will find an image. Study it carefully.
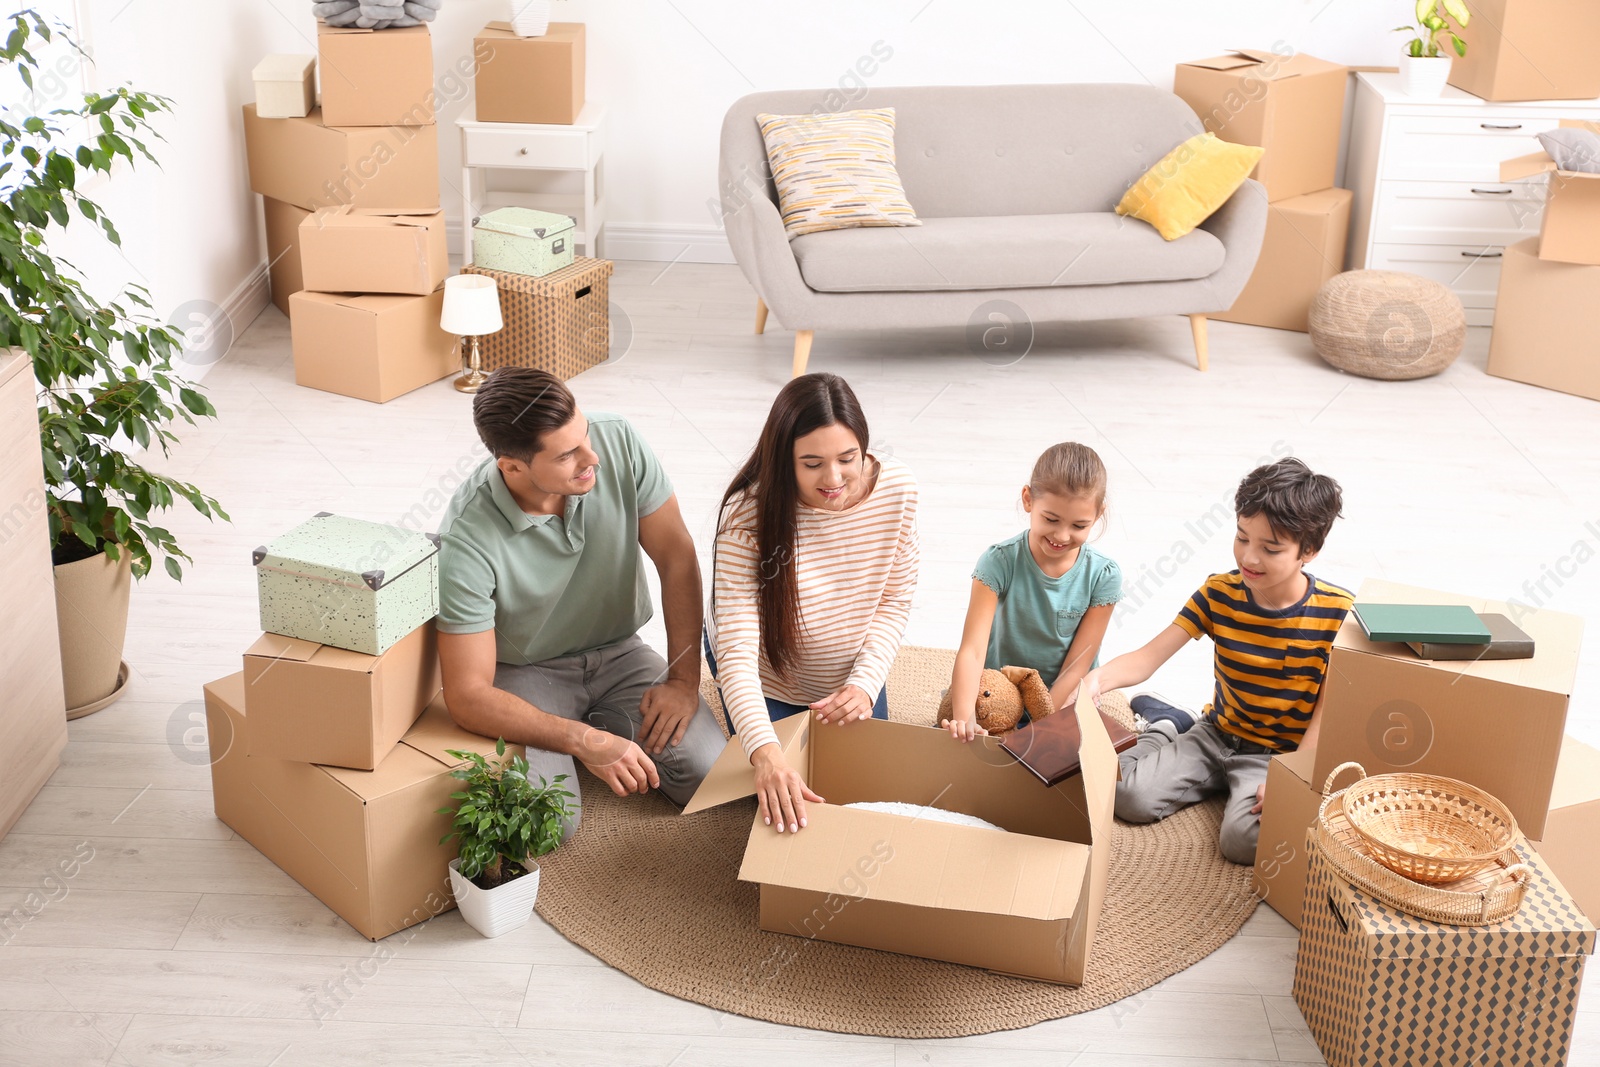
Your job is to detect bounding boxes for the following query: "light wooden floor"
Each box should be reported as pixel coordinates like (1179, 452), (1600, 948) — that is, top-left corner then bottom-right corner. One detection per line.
(4, 259), (1598, 1065)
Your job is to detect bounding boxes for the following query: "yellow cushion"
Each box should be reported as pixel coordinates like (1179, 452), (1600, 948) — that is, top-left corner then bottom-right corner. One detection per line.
(1115, 133), (1264, 241)
(757, 108), (921, 238)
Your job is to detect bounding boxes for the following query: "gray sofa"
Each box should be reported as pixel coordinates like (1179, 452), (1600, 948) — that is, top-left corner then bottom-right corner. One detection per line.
(718, 84), (1268, 375)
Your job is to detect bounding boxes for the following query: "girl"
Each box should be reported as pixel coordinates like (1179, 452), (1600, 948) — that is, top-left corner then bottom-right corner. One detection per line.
(942, 442), (1121, 741)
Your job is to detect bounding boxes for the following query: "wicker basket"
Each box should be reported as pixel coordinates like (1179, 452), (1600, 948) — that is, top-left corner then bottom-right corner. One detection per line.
(1316, 763), (1531, 925)
(1332, 762), (1520, 885)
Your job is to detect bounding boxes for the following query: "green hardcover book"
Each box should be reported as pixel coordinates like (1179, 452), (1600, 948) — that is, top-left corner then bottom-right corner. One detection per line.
(1353, 602), (1493, 645)
(1407, 613), (1535, 660)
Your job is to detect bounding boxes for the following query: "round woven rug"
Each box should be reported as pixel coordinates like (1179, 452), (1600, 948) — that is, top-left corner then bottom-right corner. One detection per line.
(534, 645), (1258, 1039)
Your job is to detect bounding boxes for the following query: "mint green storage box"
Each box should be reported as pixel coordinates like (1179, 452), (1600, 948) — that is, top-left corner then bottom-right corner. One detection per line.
(471, 207), (576, 277)
(253, 513), (439, 656)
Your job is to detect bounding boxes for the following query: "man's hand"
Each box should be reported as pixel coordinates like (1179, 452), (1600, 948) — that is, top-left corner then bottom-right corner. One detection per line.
(638, 679), (699, 755)
(576, 726), (661, 798)
(1250, 781), (1267, 815)
(810, 684), (874, 725)
(939, 715), (988, 743)
(752, 743), (823, 833)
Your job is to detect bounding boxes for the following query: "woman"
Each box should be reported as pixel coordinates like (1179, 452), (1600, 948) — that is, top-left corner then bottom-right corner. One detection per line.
(707, 373), (919, 836)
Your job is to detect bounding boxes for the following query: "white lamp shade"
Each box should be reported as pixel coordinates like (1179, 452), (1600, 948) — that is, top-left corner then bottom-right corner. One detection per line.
(440, 274), (504, 336)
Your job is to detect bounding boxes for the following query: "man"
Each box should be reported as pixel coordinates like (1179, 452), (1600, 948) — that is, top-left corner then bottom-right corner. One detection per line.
(435, 368), (724, 833)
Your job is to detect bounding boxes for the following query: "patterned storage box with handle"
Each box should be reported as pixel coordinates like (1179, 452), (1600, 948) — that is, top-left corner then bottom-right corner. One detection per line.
(254, 513), (440, 657)
(461, 257), (612, 381)
(471, 207), (576, 277)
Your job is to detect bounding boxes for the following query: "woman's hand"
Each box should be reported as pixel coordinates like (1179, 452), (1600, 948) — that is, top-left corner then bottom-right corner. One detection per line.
(810, 684), (874, 725)
(751, 743), (823, 833)
(939, 715), (988, 743)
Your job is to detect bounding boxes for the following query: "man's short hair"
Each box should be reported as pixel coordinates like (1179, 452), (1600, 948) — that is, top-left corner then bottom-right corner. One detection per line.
(1234, 457), (1343, 555)
(471, 368), (577, 462)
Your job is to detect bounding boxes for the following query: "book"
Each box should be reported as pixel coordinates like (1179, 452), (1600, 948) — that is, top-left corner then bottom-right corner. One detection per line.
(1407, 612), (1535, 660)
(1001, 707), (1138, 788)
(1353, 602), (1493, 645)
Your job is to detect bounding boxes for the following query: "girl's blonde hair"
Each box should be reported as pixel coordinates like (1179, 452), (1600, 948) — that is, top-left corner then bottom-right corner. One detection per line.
(1029, 442), (1108, 507)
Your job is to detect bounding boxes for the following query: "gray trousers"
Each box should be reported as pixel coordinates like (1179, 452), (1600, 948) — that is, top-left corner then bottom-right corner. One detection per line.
(492, 634), (726, 837)
(1114, 719), (1273, 866)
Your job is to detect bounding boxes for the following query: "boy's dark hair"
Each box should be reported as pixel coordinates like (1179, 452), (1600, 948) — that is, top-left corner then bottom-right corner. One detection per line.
(471, 368), (577, 462)
(1234, 457), (1343, 556)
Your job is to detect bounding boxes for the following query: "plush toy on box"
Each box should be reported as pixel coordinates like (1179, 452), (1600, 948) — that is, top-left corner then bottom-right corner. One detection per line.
(312, 0), (442, 28)
(937, 665), (1055, 736)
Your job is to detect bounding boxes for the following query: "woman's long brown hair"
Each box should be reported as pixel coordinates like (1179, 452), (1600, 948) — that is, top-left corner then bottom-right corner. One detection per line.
(718, 373), (870, 680)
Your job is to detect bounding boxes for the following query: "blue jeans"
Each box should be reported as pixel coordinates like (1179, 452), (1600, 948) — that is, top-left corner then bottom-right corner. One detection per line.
(702, 631), (888, 733)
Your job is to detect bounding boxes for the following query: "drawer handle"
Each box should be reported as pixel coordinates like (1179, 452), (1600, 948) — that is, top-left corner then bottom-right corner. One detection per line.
(1480, 122), (1523, 130)
(1462, 250), (1504, 258)
(1470, 187), (1514, 195)
(518, 147), (529, 156)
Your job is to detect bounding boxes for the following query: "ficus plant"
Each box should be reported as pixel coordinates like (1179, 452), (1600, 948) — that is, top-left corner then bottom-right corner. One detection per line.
(1, 10), (227, 579)
(1396, 0), (1471, 59)
(439, 739), (575, 891)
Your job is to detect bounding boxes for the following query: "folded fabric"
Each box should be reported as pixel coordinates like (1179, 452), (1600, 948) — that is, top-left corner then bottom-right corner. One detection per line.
(844, 800), (1003, 831)
(757, 107), (921, 238)
(1538, 127), (1600, 174)
(312, 0), (440, 28)
(1115, 132), (1263, 241)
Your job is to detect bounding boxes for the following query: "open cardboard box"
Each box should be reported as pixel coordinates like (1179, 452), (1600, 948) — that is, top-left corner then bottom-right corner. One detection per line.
(683, 692), (1116, 984)
(1501, 120), (1600, 266)
(1486, 238), (1600, 402)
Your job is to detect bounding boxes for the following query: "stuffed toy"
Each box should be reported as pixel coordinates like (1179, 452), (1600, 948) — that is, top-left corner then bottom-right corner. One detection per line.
(936, 665), (1056, 736)
(313, 0), (443, 29)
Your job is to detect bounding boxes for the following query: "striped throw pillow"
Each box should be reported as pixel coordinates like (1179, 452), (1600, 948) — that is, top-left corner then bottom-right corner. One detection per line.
(756, 108), (921, 238)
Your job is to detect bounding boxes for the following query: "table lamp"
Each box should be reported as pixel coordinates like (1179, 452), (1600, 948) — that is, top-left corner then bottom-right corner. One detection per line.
(441, 274), (504, 394)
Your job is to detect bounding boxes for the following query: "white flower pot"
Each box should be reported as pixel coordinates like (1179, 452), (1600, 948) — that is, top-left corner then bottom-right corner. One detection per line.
(1399, 52), (1453, 98)
(449, 857), (541, 938)
(509, 0), (551, 37)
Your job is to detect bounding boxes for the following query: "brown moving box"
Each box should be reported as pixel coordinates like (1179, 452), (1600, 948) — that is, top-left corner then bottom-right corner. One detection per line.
(1252, 744), (1322, 928)
(1173, 50), (1348, 202)
(203, 673), (276, 844)
(1448, 0), (1600, 102)
(1293, 838), (1593, 1067)
(1532, 735), (1600, 922)
(242, 621), (440, 771)
(1486, 238), (1600, 402)
(1312, 578), (1582, 838)
(299, 207), (449, 296)
(241, 104), (439, 213)
(1215, 187), (1351, 332)
(462, 258), (611, 381)
(474, 22), (585, 125)
(263, 197), (310, 318)
(289, 289), (456, 403)
(317, 22), (435, 128)
(684, 692), (1116, 985)
(1500, 121), (1600, 266)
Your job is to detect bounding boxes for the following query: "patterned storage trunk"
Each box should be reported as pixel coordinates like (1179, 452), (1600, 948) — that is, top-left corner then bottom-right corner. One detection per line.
(461, 257), (612, 381)
(254, 513), (440, 657)
(471, 207), (576, 277)
(1292, 836), (1594, 1067)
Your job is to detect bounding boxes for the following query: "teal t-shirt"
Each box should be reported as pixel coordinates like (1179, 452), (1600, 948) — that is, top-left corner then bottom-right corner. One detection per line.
(435, 412), (673, 665)
(972, 534), (1123, 686)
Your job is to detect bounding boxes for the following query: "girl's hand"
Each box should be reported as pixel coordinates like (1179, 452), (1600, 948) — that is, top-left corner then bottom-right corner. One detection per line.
(1080, 669), (1106, 708)
(751, 744), (823, 833)
(940, 716), (988, 743)
(811, 684), (873, 724)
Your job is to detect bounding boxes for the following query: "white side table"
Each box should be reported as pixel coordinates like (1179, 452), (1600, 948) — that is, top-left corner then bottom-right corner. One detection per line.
(457, 104), (606, 264)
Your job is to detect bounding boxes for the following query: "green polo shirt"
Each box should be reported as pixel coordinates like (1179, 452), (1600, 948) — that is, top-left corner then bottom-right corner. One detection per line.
(436, 412), (672, 665)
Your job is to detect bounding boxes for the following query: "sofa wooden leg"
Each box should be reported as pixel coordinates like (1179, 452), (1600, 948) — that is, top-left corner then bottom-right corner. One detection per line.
(792, 330), (814, 378)
(1188, 313), (1209, 372)
(755, 298), (768, 335)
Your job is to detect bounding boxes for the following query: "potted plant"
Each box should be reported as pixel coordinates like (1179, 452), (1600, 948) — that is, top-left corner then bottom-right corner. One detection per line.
(439, 739), (574, 938)
(1395, 0), (1470, 98)
(1, 12), (228, 717)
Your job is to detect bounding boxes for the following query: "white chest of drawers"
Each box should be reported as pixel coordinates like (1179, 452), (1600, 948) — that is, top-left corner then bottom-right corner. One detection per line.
(1346, 72), (1600, 326)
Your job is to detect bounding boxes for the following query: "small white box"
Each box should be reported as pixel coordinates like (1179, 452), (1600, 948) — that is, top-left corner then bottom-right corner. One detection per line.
(252, 54), (316, 120)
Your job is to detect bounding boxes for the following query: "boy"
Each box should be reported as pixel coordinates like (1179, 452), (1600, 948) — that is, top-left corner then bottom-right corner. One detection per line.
(1081, 458), (1352, 865)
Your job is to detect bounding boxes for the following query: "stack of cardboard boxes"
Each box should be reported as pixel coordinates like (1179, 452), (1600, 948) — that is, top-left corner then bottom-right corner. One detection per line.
(244, 23), (456, 403)
(1173, 50), (1354, 333)
(202, 513), (510, 940)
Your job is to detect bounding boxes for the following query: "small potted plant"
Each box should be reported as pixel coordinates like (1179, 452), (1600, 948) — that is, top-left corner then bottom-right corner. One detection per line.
(1395, 0), (1470, 98)
(439, 739), (574, 938)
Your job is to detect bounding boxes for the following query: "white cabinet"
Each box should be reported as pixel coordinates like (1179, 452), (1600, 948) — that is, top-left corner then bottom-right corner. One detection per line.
(1346, 73), (1600, 326)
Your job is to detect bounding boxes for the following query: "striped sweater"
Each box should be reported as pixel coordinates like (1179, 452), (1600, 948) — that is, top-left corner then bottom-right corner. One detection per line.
(709, 454), (919, 758)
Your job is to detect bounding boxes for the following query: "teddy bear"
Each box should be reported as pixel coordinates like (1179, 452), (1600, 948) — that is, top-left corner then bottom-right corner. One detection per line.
(936, 665), (1056, 736)
(312, 0), (443, 29)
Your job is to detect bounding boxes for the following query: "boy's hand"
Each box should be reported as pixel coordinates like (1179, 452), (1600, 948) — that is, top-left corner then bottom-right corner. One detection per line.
(940, 716), (988, 743)
(1250, 782), (1267, 815)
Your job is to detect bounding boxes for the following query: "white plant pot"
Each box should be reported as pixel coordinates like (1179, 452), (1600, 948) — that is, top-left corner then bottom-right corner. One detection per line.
(1399, 52), (1453, 98)
(449, 857), (541, 938)
(509, 0), (551, 37)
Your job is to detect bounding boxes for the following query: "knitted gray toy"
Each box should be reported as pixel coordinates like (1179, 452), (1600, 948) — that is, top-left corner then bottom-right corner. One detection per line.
(313, 0), (442, 29)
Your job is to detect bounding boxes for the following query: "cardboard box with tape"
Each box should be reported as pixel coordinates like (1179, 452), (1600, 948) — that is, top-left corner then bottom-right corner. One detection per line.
(299, 207), (449, 296)
(242, 104), (439, 213)
(473, 22), (585, 125)
(1215, 187), (1351, 332)
(317, 22), (435, 128)
(289, 289), (456, 403)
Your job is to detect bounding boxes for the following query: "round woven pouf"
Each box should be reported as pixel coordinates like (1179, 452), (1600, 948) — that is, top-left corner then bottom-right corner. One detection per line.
(1309, 270), (1466, 380)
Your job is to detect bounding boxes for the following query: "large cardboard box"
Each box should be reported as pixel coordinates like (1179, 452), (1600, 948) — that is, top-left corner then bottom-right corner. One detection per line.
(262, 197), (310, 318)
(1214, 187), (1351, 332)
(683, 693), (1116, 985)
(317, 23), (435, 127)
(1252, 744), (1323, 929)
(1293, 839), (1593, 1067)
(1173, 50), (1348, 202)
(1486, 238), (1600, 402)
(1312, 578), (1583, 838)
(289, 289), (456, 403)
(1533, 735), (1600, 922)
(1500, 121), (1600, 266)
(241, 104), (439, 213)
(1449, 0), (1600, 102)
(299, 207), (449, 296)
(474, 22), (585, 125)
(242, 621), (440, 771)
(461, 258), (611, 381)
(202, 673), (274, 843)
